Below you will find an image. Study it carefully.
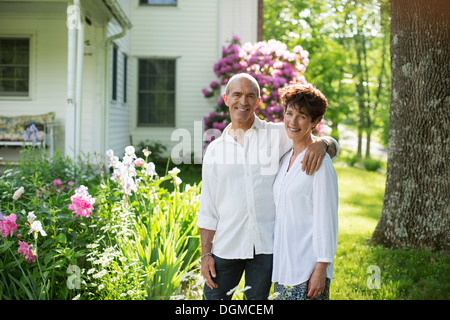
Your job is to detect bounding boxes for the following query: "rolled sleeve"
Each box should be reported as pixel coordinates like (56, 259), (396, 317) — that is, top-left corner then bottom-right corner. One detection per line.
(197, 150), (219, 231)
(312, 156), (339, 264)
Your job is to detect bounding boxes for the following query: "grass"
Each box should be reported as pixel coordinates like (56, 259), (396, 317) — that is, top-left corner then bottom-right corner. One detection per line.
(202, 164), (449, 300)
(331, 165), (450, 300)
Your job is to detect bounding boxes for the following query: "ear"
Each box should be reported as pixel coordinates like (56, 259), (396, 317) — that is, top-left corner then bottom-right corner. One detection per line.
(256, 97), (261, 108)
(223, 93), (229, 106)
(312, 117), (322, 130)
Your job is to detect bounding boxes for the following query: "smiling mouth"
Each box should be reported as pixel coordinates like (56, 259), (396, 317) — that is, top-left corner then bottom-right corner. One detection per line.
(236, 107), (249, 112)
(288, 126), (300, 132)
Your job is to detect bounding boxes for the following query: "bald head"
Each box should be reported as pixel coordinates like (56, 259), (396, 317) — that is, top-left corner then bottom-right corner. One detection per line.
(225, 73), (260, 98)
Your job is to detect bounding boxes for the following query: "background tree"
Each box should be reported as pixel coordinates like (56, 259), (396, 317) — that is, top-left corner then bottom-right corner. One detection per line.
(263, 0), (391, 155)
(371, 0), (450, 251)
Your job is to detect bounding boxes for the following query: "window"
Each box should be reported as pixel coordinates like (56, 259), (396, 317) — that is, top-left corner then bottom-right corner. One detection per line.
(138, 59), (176, 127)
(0, 38), (30, 97)
(112, 44), (118, 101)
(139, 0), (177, 6)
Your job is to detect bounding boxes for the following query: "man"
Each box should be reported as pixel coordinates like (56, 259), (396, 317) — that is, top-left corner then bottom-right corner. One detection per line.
(197, 73), (339, 300)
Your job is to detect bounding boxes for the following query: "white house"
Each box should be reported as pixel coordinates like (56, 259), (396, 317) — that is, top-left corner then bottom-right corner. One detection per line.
(0, 0), (261, 163)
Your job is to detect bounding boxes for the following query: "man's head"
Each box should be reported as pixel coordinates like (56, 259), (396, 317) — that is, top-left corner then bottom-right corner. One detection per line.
(223, 73), (261, 129)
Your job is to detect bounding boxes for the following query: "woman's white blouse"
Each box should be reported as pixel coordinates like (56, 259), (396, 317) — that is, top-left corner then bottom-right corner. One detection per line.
(272, 148), (338, 286)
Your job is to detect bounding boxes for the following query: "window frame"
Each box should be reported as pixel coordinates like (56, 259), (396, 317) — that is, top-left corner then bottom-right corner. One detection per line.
(111, 44), (118, 102)
(137, 58), (177, 128)
(139, 0), (177, 7)
(0, 36), (32, 100)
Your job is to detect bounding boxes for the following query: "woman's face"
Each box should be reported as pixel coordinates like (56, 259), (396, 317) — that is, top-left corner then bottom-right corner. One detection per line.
(284, 104), (319, 142)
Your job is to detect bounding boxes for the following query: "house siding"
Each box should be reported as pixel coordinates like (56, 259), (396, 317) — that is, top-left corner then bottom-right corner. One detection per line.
(106, 16), (132, 157)
(129, 0), (221, 159)
(129, 0), (258, 160)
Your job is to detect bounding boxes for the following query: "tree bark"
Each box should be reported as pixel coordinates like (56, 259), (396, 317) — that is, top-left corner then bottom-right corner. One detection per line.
(371, 0), (450, 251)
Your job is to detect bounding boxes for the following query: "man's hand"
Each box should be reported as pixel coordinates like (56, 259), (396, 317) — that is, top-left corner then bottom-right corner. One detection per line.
(201, 255), (218, 290)
(302, 139), (327, 175)
(199, 228), (218, 290)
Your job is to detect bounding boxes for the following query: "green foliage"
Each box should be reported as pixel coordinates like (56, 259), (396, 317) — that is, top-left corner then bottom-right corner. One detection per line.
(331, 166), (450, 300)
(263, 0), (391, 154)
(0, 146), (201, 300)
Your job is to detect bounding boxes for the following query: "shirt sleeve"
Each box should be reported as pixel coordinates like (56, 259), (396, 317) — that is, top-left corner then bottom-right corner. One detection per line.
(196, 146), (220, 231)
(312, 155), (339, 263)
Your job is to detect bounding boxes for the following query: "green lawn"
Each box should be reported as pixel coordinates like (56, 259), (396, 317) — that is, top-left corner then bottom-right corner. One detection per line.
(218, 164), (449, 300)
(176, 162), (449, 300)
(332, 166), (450, 300)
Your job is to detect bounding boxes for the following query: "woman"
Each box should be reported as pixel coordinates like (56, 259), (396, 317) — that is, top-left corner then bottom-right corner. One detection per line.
(272, 84), (338, 300)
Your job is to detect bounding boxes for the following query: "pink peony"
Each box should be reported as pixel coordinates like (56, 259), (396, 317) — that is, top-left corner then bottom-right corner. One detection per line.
(68, 186), (95, 218)
(18, 241), (37, 263)
(0, 214), (17, 237)
(134, 158), (145, 166)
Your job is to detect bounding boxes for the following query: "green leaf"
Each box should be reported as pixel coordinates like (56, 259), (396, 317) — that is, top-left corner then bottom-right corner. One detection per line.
(44, 252), (53, 265)
(55, 233), (67, 243)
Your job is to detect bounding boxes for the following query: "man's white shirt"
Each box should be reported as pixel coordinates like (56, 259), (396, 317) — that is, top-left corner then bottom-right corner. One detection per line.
(197, 115), (339, 259)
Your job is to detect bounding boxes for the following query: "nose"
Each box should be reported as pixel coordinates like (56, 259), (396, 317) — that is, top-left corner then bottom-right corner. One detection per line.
(239, 95), (248, 105)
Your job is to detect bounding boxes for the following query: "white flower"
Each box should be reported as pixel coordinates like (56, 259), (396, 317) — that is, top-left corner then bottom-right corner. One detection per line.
(93, 270), (107, 278)
(98, 284), (105, 290)
(226, 285), (240, 296)
(86, 243), (99, 249)
(268, 292), (280, 300)
(106, 149), (114, 158)
(236, 286), (252, 295)
(87, 268), (96, 275)
(72, 294), (81, 300)
(74, 185), (89, 196)
(168, 167), (180, 176)
(174, 176), (182, 186)
(142, 148), (151, 157)
(143, 162), (156, 177)
(28, 220), (47, 237)
(13, 186), (24, 200)
(170, 294), (186, 300)
(124, 146), (136, 157)
(27, 211), (36, 223)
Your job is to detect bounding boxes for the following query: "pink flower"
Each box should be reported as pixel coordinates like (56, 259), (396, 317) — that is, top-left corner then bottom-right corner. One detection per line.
(134, 158), (145, 166)
(68, 181), (75, 186)
(13, 187), (24, 200)
(53, 179), (63, 187)
(68, 186), (95, 218)
(18, 241), (37, 263)
(0, 214), (17, 237)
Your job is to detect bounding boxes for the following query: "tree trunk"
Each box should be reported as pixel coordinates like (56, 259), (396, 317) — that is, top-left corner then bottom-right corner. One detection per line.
(372, 0), (450, 251)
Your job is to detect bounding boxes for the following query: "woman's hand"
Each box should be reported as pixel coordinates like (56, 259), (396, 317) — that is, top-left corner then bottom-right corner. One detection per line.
(307, 262), (328, 298)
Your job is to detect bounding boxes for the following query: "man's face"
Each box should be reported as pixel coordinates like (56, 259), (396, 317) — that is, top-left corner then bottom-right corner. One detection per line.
(223, 78), (261, 127)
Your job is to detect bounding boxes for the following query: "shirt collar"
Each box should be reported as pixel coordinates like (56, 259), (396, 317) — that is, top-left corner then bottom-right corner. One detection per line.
(222, 115), (263, 137)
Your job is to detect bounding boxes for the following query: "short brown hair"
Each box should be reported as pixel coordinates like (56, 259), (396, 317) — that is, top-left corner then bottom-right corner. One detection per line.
(279, 84), (328, 123)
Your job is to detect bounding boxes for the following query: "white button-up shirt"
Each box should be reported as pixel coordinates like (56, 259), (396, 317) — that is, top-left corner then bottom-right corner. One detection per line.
(197, 115), (339, 260)
(272, 149), (339, 285)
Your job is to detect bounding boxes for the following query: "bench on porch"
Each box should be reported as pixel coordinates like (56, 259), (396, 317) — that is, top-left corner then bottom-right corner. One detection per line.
(0, 112), (58, 157)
